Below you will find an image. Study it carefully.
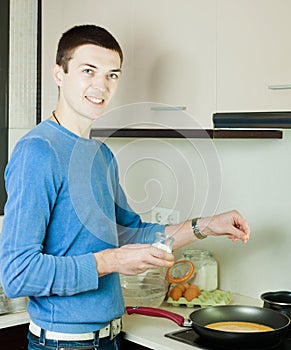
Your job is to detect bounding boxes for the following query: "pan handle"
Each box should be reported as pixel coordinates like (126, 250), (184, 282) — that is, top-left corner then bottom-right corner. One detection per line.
(126, 306), (186, 327)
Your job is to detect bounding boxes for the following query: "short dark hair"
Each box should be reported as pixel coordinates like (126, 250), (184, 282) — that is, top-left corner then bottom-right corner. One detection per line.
(56, 25), (123, 73)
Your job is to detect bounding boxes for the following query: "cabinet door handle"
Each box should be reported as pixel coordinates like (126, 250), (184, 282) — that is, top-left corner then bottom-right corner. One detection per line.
(268, 84), (291, 90)
(150, 106), (187, 111)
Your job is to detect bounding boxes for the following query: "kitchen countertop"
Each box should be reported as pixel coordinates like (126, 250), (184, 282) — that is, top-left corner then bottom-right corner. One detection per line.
(0, 293), (262, 349)
(122, 294), (262, 349)
(0, 310), (29, 329)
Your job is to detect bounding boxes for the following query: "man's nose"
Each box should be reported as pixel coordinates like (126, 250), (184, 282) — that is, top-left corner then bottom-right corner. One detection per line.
(91, 75), (106, 92)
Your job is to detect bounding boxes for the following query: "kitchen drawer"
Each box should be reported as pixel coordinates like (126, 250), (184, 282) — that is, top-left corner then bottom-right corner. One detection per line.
(0, 323), (28, 349)
(122, 338), (152, 349)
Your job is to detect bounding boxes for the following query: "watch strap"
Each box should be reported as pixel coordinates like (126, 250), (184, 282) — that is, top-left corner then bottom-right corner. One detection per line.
(191, 218), (207, 239)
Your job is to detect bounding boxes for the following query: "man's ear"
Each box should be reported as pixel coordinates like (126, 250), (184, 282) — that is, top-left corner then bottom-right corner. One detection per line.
(52, 64), (64, 87)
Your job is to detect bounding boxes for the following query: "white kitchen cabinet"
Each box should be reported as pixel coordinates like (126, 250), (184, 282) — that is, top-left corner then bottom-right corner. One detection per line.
(42, 0), (216, 128)
(216, 0), (291, 113)
(42, 0), (291, 128)
(118, 0), (217, 129)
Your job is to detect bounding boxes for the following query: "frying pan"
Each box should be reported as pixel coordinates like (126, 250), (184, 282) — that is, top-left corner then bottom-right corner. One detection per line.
(126, 305), (290, 348)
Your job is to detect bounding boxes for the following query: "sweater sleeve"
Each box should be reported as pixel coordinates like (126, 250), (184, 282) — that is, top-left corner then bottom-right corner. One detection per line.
(0, 138), (98, 298)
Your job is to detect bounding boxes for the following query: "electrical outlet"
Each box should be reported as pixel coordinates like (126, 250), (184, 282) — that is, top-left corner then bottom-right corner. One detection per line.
(152, 207), (180, 225)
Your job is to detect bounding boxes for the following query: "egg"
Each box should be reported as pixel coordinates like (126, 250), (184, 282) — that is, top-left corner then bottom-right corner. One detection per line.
(181, 282), (190, 290)
(169, 286), (183, 300)
(175, 284), (187, 293)
(183, 285), (201, 301)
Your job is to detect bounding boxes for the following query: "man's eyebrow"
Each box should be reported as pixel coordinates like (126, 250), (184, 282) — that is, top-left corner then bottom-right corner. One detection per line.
(82, 63), (97, 69)
(81, 63), (121, 72)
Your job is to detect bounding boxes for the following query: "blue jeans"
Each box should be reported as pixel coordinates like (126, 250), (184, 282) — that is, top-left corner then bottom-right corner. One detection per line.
(27, 330), (123, 350)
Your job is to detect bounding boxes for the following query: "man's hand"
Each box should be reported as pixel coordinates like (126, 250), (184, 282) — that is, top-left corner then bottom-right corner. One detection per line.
(197, 210), (250, 243)
(94, 244), (174, 277)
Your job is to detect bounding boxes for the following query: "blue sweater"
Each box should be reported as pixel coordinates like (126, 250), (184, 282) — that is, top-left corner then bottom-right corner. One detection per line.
(0, 120), (164, 333)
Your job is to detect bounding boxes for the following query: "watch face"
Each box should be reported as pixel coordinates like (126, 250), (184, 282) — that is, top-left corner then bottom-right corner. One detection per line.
(192, 219), (207, 239)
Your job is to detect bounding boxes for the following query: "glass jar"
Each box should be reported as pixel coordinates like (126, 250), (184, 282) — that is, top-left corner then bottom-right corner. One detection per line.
(182, 249), (218, 291)
(152, 232), (175, 253)
(141, 232), (175, 281)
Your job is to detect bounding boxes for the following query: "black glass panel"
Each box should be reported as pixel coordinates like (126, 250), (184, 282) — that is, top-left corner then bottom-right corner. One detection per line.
(0, 0), (9, 215)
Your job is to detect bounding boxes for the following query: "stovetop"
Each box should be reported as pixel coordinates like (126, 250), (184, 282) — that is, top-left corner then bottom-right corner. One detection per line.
(165, 329), (291, 350)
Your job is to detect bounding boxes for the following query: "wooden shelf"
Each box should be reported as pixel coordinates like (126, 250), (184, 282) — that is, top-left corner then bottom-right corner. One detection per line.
(90, 128), (283, 139)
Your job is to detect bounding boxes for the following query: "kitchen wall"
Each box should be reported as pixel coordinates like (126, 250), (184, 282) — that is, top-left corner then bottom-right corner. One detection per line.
(103, 132), (291, 299)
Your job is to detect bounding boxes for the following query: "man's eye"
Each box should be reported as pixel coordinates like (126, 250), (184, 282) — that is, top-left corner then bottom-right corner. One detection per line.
(108, 72), (120, 80)
(83, 69), (93, 74)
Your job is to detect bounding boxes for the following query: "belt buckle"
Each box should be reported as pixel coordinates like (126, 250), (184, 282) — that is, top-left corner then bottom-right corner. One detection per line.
(110, 318), (122, 340)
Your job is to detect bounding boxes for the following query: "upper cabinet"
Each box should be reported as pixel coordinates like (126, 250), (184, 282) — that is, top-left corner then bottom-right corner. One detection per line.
(42, 0), (291, 129)
(216, 0), (291, 113)
(42, 0), (217, 128)
(109, 0), (217, 129)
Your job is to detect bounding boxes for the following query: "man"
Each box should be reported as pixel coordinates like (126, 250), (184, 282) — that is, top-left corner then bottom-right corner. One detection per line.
(0, 25), (250, 350)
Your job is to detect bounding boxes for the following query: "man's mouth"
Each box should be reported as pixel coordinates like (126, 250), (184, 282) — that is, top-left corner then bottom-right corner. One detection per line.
(86, 96), (105, 105)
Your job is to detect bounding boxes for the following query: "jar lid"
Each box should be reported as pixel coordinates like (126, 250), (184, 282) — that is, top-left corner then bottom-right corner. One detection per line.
(166, 260), (195, 284)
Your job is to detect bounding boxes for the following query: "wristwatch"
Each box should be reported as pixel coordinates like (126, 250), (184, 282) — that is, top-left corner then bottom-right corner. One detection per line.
(191, 218), (207, 240)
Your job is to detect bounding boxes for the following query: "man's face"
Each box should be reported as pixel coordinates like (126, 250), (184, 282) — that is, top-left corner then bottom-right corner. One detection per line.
(54, 44), (122, 121)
